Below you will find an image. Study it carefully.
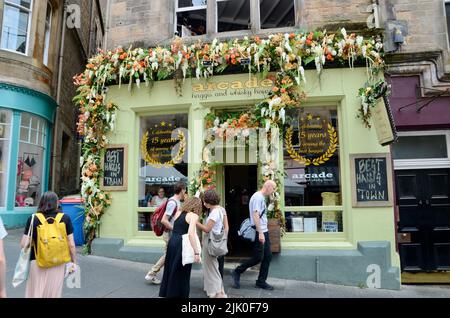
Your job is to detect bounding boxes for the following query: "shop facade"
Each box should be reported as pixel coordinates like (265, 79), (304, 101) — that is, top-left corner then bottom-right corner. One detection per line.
(91, 69), (401, 290)
(0, 83), (56, 228)
(389, 75), (450, 280)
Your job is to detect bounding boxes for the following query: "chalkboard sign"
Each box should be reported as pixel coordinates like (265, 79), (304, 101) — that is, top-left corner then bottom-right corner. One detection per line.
(101, 144), (128, 191)
(350, 153), (393, 207)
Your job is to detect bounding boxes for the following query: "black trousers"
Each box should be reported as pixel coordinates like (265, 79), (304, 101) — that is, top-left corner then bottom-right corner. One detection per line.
(218, 255), (224, 279)
(235, 232), (272, 284)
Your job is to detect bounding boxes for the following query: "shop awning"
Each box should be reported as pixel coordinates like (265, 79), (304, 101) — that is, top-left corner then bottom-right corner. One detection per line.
(139, 165), (187, 185)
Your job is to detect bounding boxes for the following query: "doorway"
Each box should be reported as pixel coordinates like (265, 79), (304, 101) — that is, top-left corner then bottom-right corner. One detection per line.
(224, 165), (258, 257)
(396, 169), (450, 272)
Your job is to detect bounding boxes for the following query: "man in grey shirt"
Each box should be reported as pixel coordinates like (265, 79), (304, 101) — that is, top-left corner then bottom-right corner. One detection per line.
(145, 182), (186, 284)
(232, 180), (277, 290)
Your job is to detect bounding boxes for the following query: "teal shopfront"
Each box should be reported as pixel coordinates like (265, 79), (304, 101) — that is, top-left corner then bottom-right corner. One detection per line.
(0, 83), (57, 228)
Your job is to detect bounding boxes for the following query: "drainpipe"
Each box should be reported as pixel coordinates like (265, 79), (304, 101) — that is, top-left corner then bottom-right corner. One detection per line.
(103, 0), (111, 51)
(52, 1), (69, 191)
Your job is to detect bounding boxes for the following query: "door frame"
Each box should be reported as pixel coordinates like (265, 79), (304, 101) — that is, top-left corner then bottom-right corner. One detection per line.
(393, 130), (450, 170)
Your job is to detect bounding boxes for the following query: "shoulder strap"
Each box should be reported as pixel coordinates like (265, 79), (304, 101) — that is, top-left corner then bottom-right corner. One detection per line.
(35, 213), (47, 225)
(55, 213), (64, 224)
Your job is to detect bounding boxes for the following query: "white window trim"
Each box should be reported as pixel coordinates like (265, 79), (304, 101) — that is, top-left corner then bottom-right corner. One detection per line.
(1, 0), (33, 56)
(393, 130), (450, 170)
(43, 1), (52, 66)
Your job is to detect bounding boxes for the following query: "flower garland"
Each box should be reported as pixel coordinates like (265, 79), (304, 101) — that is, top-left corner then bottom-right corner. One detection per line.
(74, 28), (385, 251)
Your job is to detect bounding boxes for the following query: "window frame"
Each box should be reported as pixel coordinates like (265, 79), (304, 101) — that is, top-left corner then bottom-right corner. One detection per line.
(282, 104), (345, 236)
(136, 110), (190, 235)
(445, 0), (450, 50)
(393, 130), (450, 170)
(0, 0), (34, 56)
(0, 108), (13, 208)
(174, 0), (299, 39)
(43, 1), (52, 66)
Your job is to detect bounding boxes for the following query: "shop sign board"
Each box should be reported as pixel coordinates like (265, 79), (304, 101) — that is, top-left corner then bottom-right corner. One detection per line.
(350, 153), (393, 207)
(101, 144), (128, 191)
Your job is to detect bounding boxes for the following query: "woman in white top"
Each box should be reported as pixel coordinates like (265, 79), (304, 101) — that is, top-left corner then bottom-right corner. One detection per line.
(150, 187), (167, 207)
(197, 190), (228, 298)
(0, 216), (7, 298)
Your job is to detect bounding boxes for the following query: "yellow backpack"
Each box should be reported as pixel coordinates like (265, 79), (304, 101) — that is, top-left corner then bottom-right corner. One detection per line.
(34, 213), (71, 268)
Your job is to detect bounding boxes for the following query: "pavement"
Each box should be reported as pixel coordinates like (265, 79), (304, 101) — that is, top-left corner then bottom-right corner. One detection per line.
(3, 229), (450, 298)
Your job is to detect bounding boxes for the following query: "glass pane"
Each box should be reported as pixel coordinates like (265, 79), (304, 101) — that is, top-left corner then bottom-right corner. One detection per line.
(178, 0), (207, 8)
(0, 110), (12, 207)
(177, 9), (207, 36)
(138, 114), (189, 210)
(392, 135), (448, 159)
(285, 211), (343, 233)
(284, 108), (341, 209)
(43, 2), (52, 65)
(31, 117), (38, 130)
(30, 130), (37, 145)
(0, 109), (12, 140)
(6, 0), (32, 9)
(218, 0), (250, 32)
(138, 213), (152, 232)
(260, 0), (295, 29)
(16, 143), (45, 208)
(447, 4), (450, 44)
(1, 4), (29, 53)
(20, 127), (28, 142)
(21, 112), (31, 126)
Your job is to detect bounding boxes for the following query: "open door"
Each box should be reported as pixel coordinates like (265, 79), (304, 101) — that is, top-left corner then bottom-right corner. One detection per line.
(224, 165), (258, 257)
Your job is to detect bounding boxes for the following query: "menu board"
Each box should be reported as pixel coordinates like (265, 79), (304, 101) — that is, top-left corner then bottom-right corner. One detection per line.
(350, 153), (393, 207)
(101, 144), (128, 191)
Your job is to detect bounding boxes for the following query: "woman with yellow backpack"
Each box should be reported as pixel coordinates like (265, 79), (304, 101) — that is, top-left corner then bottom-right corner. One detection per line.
(21, 191), (77, 298)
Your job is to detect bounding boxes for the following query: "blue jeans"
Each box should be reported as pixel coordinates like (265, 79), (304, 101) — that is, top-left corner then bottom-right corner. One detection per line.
(235, 232), (272, 284)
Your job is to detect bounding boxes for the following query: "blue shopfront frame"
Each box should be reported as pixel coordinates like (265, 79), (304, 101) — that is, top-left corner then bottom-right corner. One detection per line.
(0, 83), (57, 228)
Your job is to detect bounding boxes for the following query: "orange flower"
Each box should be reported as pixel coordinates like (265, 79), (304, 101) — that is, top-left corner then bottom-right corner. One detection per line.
(306, 39), (312, 46)
(272, 86), (279, 93)
(207, 178), (212, 183)
(307, 32), (314, 40)
(231, 59), (237, 65)
(86, 63), (95, 69)
(281, 88), (287, 94)
(289, 33), (295, 39)
(327, 54), (333, 61)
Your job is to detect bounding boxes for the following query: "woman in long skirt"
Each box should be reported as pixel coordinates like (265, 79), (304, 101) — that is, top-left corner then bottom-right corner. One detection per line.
(197, 190), (228, 298)
(21, 192), (77, 298)
(159, 197), (202, 298)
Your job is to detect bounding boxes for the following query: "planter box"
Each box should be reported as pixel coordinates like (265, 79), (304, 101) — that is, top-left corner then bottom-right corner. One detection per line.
(268, 218), (281, 253)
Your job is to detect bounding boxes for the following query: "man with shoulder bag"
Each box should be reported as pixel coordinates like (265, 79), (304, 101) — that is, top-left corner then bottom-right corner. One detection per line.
(232, 180), (277, 291)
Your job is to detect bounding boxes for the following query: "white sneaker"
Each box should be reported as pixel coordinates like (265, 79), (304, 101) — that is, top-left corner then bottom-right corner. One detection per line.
(145, 274), (161, 285)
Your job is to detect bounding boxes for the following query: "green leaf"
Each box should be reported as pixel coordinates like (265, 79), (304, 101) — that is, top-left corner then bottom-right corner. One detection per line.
(303, 56), (315, 65)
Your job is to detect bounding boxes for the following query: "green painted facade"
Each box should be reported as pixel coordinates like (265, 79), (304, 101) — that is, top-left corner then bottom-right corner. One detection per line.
(97, 68), (401, 289)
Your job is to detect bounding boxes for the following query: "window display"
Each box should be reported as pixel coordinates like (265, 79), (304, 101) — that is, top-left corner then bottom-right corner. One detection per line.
(138, 113), (188, 205)
(283, 107), (343, 232)
(15, 113), (46, 208)
(0, 109), (12, 207)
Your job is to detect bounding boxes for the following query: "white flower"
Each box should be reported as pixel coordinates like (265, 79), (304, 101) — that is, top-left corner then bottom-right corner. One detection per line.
(265, 119), (271, 131)
(341, 28), (347, 38)
(214, 117), (220, 127)
(356, 36), (364, 47)
(280, 108), (286, 124)
(196, 67), (201, 80)
(242, 129), (250, 138)
(80, 156), (84, 167)
(261, 107), (267, 117)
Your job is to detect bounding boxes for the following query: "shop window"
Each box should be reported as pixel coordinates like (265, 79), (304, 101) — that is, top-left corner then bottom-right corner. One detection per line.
(43, 1), (52, 66)
(392, 135), (449, 160)
(1, 0), (32, 54)
(176, 0), (207, 37)
(15, 113), (46, 208)
(217, 0), (250, 32)
(0, 109), (12, 207)
(260, 0), (295, 29)
(283, 107), (343, 233)
(138, 114), (188, 216)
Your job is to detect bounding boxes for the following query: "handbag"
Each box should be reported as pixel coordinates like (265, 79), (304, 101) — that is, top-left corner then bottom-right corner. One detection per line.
(182, 232), (201, 266)
(238, 210), (264, 242)
(12, 214), (34, 288)
(207, 208), (228, 257)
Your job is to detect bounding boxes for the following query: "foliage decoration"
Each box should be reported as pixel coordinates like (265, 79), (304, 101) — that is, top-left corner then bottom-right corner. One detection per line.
(74, 28), (385, 251)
